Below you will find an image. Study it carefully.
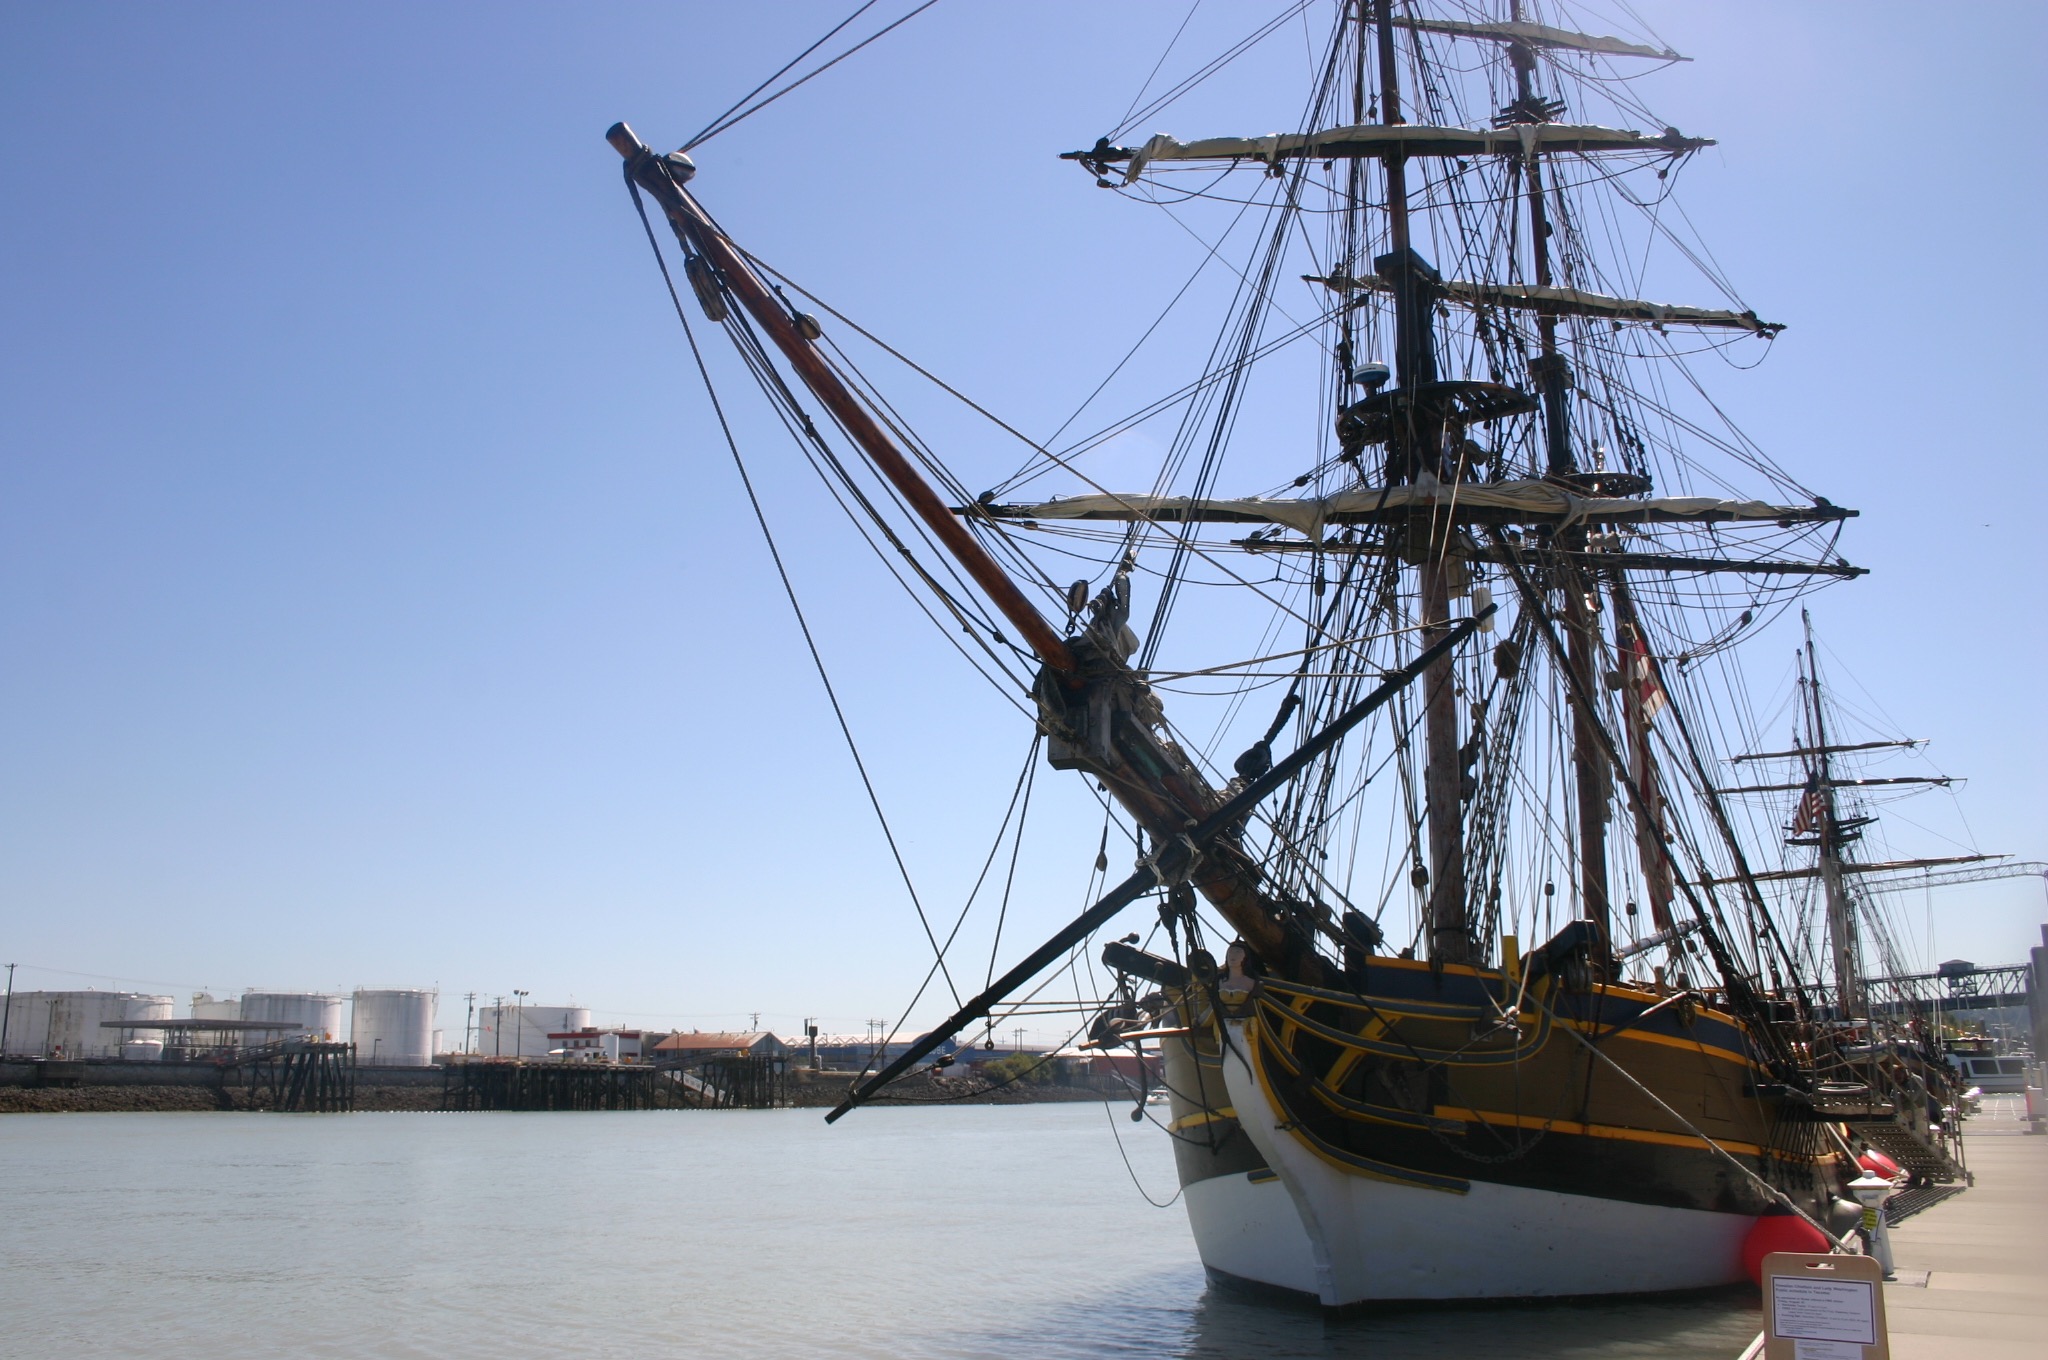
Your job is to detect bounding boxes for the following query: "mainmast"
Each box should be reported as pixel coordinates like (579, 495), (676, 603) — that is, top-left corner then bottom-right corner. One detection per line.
(1506, 5), (1612, 943)
(1371, 0), (1467, 964)
(1802, 609), (1863, 1017)
(1507, 10), (1571, 477)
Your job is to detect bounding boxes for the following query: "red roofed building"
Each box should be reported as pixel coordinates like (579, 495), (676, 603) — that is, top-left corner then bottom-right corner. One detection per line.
(649, 1031), (789, 1062)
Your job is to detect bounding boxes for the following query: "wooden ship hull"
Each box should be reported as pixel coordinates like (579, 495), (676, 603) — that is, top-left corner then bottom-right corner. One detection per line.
(1162, 960), (1840, 1305)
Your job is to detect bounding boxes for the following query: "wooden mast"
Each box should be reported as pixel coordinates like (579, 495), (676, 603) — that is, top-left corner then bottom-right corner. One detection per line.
(1609, 577), (1674, 934)
(1373, 0), (1470, 965)
(1803, 609), (1863, 1017)
(1508, 10), (1612, 942)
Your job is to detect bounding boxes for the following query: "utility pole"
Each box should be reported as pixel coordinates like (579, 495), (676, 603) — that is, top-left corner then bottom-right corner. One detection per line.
(748, 1011), (760, 1032)
(512, 989), (529, 1059)
(492, 995), (504, 1057)
(1, 963), (15, 1059)
(1014, 1027), (1026, 1054)
(463, 992), (476, 1055)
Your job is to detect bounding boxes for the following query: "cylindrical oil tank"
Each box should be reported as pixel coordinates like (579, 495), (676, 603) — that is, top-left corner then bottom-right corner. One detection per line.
(240, 991), (346, 1041)
(351, 989), (436, 1066)
(119, 995), (174, 1060)
(190, 993), (241, 1022)
(475, 1004), (592, 1059)
(0, 991), (169, 1059)
(0, 991), (59, 1056)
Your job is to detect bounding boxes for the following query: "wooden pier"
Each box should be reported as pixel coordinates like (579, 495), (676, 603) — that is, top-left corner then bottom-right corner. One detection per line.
(440, 1060), (680, 1111)
(1879, 1094), (2047, 1360)
(683, 1054), (789, 1109)
(236, 1040), (356, 1112)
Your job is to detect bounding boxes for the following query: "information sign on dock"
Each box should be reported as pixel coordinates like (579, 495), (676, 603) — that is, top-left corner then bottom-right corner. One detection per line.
(1761, 1253), (1889, 1360)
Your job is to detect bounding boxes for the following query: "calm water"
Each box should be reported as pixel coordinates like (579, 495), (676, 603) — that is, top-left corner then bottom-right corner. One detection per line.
(0, 1104), (1760, 1358)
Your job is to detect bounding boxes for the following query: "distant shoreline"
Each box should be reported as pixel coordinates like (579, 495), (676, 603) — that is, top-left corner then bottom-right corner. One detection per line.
(0, 1064), (1134, 1114)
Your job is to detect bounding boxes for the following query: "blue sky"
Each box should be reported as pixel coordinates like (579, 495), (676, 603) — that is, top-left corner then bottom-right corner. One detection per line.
(3, 2), (2042, 1042)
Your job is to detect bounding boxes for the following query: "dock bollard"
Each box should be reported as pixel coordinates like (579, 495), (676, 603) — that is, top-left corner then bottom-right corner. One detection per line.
(1847, 1172), (1898, 1276)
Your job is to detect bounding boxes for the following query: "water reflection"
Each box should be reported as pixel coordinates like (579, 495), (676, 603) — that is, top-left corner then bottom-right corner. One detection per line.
(1177, 1280), (1761, 1359)
(972, 1267), (1761, 1360)
(0, 1108), (1767, 1360)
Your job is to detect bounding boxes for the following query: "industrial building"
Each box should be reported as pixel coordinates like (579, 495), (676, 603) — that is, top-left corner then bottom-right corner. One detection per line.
(798, 1031), (956, 1071)
(0, 984), (876, 1077)
(651, 1031), (789, 1062)
(474, 1003), (589, 1060)
(549, 1028), (644, 1062)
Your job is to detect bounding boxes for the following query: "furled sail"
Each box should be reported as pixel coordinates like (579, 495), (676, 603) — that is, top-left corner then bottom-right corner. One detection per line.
(1068, 123), (1712, 181)
(1390, 17), (1686, 62)
(1308, 273), (1779, 334)
(983, 482), (1849, 533)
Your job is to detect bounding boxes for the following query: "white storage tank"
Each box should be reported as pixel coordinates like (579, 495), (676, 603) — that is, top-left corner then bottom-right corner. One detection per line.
(0, 991), (170, 1059)
(190, 993), (241, 1023)
(1, 991), (64, 1056)
(475, 1004), (592, 1060)
(240, 991), (345, 1041)
(351, 989), (436, 1066)
(119, 995), (175, 1061)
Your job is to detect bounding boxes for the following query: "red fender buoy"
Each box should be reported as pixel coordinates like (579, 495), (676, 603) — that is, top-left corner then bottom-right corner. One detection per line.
(1857, 1148), (1902, 1181)
(1740, 1212), (1831, 1284)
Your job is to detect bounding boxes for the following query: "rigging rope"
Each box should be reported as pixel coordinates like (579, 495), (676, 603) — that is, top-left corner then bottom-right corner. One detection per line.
(628, 173), (964, 1010)
(682, 0), (946, 152)
(983, 741), (1038, 993)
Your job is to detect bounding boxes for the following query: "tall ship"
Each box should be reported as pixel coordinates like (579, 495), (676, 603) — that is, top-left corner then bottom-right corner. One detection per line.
(607, 2), (1975, 1306)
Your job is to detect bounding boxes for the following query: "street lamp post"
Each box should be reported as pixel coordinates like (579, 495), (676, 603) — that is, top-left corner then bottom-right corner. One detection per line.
(0, 963), (15, 1059)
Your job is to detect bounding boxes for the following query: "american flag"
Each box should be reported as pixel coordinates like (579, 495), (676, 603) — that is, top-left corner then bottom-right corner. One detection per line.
(1790, 778), (1826, 836)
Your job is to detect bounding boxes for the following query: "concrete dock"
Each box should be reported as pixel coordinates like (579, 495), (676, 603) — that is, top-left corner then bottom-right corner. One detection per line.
(1882, 1095), (2047, 1360)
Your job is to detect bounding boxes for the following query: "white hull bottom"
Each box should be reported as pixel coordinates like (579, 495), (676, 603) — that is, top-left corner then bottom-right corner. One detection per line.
(1183, 1019), (1755, 1307)
(1182, 1170), (1322, 1300)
